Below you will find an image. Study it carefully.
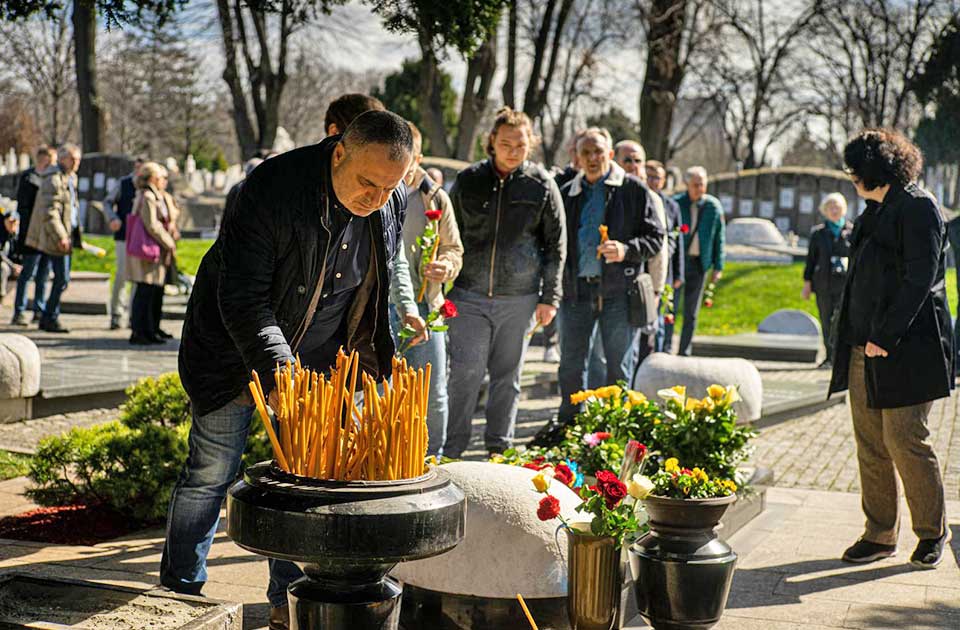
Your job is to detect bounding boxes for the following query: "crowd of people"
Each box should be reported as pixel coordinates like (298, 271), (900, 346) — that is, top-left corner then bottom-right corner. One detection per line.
(5, 95), (952, 627)
(6, 147), (181, 343)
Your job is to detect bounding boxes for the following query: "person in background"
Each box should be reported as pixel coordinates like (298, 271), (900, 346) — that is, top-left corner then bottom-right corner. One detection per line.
(530, 128), (663, 448)
(946, 215), (960, 368)
(24, 143), (82, 334)
(802, 192), (852, 367)
(672, 166), (725, 356)
(324, 93), (386, 137)
(614, 139), (667, 365)
(425, 167), (444, 188)
(390, 122), (463, 457)
(0, 208), (21, 299)
(645, 159), (684, 353)
(445, 107), (566, 458)
(11, 145), (57, 326)
(829, 128), (952, 569)
(126, 162), (178, 345)
(102, 157), (145, 330)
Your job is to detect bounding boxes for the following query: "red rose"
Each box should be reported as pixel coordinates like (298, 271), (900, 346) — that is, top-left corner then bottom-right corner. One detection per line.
(533, 456), (545, 465)
(704, 298), (714, 308)
(664, 313), (675, 325)
(536, 495), (561, 521)
(603, 479), (627, 509)
(680, 224), (690, 234)
(595, 470), (618, 485)
(594, 431), (612, 441)
(553, 462), (574, 487)
(439, 299), (458, 319)
(522, 462), (546, 471)
(425, 209), (443, 221)
(628, 440), (648, 462)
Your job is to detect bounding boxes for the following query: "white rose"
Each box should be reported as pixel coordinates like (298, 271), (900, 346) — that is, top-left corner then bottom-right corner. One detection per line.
(628, 474), (654, 500)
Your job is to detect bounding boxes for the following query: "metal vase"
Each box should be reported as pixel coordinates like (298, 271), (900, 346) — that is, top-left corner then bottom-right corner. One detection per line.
(566, 527), (622, 630)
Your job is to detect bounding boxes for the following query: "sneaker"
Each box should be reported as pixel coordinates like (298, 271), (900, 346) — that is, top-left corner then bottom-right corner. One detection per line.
(841, 538), (897, 563)
(40, 320), (70, 333)
(910, 531), (950, 569)
(528, 419), (571, 448)
(543, 345), (560, 363)
(10, 313), (27, 326)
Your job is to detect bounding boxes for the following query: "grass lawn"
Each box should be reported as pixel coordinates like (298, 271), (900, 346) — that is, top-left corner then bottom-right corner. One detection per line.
(73, 243), (960, 337)
(77, 236), (214, 277)
(0, 451), (31, 481)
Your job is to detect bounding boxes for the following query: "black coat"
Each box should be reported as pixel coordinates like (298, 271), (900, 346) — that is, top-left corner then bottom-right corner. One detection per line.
(829, 184), (955, 409)
(803, 221), (853, 296)
(560, 165), (665, 300)
(451, 159), (566, 305)
(13, 167), (41, 257)
(179, 137), (404, 417)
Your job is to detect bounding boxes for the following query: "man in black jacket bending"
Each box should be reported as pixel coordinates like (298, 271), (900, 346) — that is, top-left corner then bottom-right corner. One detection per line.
(163, 111), (413, 628)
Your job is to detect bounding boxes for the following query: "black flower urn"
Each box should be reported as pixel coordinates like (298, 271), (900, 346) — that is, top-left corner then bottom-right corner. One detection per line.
(630, 494), (738, 630)
(226, 462), (466, 630)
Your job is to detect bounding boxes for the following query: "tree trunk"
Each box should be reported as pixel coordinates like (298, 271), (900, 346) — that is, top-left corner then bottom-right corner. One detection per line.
(639, 0), (687, 161)
(216, 0), (258, 159)
(72, 0), (105, 153)
(417, 29), (452, 157)
(455, 31), (498, 161)
(501, 0), (517, 108)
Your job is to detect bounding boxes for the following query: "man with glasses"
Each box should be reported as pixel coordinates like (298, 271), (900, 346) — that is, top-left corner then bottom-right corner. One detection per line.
(645, 159), (684, 353)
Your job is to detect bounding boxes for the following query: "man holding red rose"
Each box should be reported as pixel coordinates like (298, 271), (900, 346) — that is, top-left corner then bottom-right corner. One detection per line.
(389, 122), (464, 458)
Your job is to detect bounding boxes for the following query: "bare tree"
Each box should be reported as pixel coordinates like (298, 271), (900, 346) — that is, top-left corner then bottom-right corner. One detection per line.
(802, 0), (957, 154)
(694, 0), (824, 168)
(454, 32), (498, 160)
(0, 9), (76, 145)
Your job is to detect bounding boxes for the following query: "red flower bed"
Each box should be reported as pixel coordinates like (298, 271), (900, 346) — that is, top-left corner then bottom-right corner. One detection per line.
(0, 504), (141, 545)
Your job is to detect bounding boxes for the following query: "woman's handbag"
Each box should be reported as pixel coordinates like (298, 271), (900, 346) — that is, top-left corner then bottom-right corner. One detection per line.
(126, 201), (161, 263)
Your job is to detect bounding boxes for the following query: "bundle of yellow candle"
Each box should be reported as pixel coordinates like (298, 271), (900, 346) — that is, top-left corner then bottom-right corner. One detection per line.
(248, 349), (431, 481)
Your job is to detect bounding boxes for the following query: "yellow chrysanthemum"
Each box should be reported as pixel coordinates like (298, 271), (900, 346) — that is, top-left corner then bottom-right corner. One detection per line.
(627, 390), (647, 405)
(707, 384), (726, 400)
(664, 457), (679, 473)
(570, 390), (594, 405)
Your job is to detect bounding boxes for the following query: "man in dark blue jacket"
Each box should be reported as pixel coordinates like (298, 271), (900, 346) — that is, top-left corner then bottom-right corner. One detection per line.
(531, 128), (664, 446)
(101, 157), (144, 329)
(163, 111), (413, 628)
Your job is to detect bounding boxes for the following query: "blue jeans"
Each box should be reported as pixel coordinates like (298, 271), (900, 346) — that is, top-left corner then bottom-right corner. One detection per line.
(557, 288), (639, 424)
(390, 303), (449, 457)
(13, 253), (50, 317)
(445, 288), (537, 457)
(160, 394), (303, 607)
(40, 255), (70, 326)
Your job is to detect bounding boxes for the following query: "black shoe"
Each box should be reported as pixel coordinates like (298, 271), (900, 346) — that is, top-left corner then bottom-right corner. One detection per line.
(841, 538), (897, 563)
(528, 419), (571, 449)
(10, 313), (27, 326)
(155, 329), (173, 340)
(911, 531), (950, 569)
(40, 320), (70, 333)
(31, 312), (41, 323)
(129, 333), (162, 345)
(109, 318), (121, 330)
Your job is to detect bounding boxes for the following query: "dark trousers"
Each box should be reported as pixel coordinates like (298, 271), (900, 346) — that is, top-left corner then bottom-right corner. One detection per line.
(815, 290), (842, 362)
(131, 282), (163, 336)
(557, 283), (639, 424)
(678, 258), (708, 356)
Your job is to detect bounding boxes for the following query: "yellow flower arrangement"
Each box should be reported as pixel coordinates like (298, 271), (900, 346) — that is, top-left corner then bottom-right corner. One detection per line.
(707, 384), (726, 400)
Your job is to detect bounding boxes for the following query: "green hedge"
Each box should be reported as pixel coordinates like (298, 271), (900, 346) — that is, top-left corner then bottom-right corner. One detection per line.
(27, 374), (272, 524)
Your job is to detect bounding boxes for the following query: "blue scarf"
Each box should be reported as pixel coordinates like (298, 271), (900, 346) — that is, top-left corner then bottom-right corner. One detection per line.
(826, 218), (844, 238)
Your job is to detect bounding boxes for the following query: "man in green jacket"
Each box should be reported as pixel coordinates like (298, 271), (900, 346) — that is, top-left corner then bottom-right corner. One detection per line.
(672, 166), (725, 355)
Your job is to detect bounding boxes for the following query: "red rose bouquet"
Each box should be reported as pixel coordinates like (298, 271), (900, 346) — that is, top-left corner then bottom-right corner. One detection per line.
(397, 298), (458, 355)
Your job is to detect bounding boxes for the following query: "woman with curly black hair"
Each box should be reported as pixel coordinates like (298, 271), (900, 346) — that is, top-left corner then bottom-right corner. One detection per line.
(829, 128), (953, 568)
